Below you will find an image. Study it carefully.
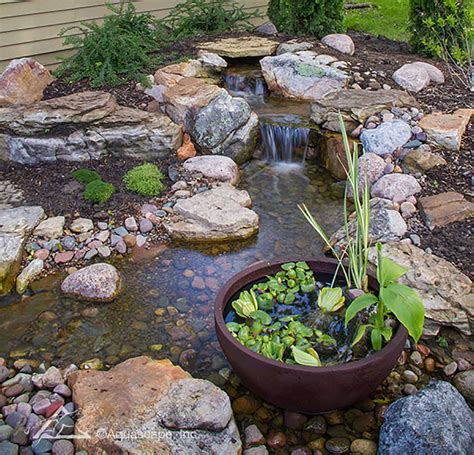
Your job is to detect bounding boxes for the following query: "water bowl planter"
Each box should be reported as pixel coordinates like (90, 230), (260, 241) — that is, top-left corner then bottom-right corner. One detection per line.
(214, 257), (407, 414)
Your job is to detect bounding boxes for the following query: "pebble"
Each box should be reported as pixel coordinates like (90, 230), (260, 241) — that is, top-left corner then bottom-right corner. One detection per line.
(97, 246), (111, 258)
(53, 384), (71, 397)
(326, 437), (350, 454)
(84, 249), (97, 260)
(410, 351), (423, 366)
(403, 370), (419, 384)
(0, 365), (10, 382)
(54, 252), (74, 264)
(32, 438), (53, 454)
(52, 440), (74, 455)
(233, 396), (260, 414)
(266, 432), (286, 449)
(34, 249), (49, 260)
(94, 230), (110, 243)
(403, 383), (418, 395)
(5, 412), (27, 429)
(115, 240), (127, 254)
(0, 425), (14, 441)
(409, 234), (421, 247)
(0, 441), (19, 455)
(400, 201), (416, 219)
(244, 424), (266, 448)
(141, 204), (158, 216)
(350, 439), (377, 455)
(424, 357), (435, 373)
(136, 235), (147, 248)
(284, 410), (307, 430)
(113, 226), (128, 237)
(123, 234), (136, 248)
(61, 236), (76, 251)
(443, 361), (458, 376)
(97, 222), (108, 230)
(139, 219), (153, 233)
(124, 217), (138, 232)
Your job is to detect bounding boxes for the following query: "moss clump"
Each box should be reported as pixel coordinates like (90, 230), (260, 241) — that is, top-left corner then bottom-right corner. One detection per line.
(123, 163), (165, 197)
(84, 180), (116, 203)
(72, 169), (102, 184)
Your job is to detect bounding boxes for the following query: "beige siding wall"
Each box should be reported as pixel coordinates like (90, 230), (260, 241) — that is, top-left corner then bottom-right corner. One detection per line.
(0, 0), (268, 71)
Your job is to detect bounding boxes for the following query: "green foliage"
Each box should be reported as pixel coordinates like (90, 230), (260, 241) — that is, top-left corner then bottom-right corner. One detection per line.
(268, 0), (344, 37)
(409, 0), (473, 65)
(300, 113), (371, 292)
(72, 169), (101, 184)
(318, 287), (345, 313)
(123, 163), (166, 197)
(83, 180), (116, 203)
(55, 1), (168, 87)
(437, 336), (449, 347)
(346, 242), (425, 351)
(232, 290), (259, 318)
(164, 0), (262, 39)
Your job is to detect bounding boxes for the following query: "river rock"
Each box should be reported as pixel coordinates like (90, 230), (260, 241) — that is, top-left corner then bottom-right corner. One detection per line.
(321, 34), (355, 55)
(453, 370), (474, 404)
(311, 89), (418, 132)
(0, 58), (54, 106)
(0, 92), (182, 164)
(16, 259), (43, 294)
(369, 242), (473, 336)
(328, 198), (407, 253)
(61, 263), (121, 302)
(360, 120), (412, 156)
(260, 51), (349, 101)
(393, 62), (444, 93)
(165, 184), (259, 242)
(418, 108), (472, 151)
(402, 145), (446, 174)
(371, 174), (421, 202)
(255, 21), (278, 36)
(68, 356), (241, 454)
(378, 381), (473, 454)
(33, 216), (65, 239)
(419, 191), (474, 229)
(199, 36), (279, 58)
(347, 153), (386, 198)
(277, 40), (313, 55)
(183, 155), (239, 185)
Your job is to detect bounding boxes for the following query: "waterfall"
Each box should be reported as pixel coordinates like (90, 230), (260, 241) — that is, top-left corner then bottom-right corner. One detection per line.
(224, 72), (267, 97)
(260, 121), (310, 163)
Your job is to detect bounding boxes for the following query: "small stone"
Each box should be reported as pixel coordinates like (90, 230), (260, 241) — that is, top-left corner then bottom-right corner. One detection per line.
(34, 249), (49, 260)
(409, 234), (421, 246)
(70, 218), (93, 233)
(53, 384), (71, 397)
(5, 412), (27, 429)
(453, 370), (474, 404)
(191, 276), (205, 289)
(84, 249), (97, 260)
(424, 357), (435, 373)
(402, 370), (418, 384)
(52, 440), (74, 455)
(139, 218), (153, 233)
(400, 202), (416, 219)
(410, 351), (423, 366)
(266, 432), (286, 450)
(94, 230), (109, 243)
(113, 226), (128, 237)
(350, 439), (377, 455)
(4, 384), (24, 398)
(115, 240), (127, 254)
(443, 361), (458, 377)
(326, 410), (344, 425)
(97, 246), (111, 258)
(124, 217), (138, 232)
(141, 204), (158, 216)
(10, 426), (28, 445)
(97, 222), (108, 230)
(123, 234), (136, 247)
(33, 216), (65, 239)
(0, 441), (19, 455)
(304, 416), (327, 434)
(326, 437), (350, 454)
(32, 438), (52, 454)
(403, 384), (418, 395)
(135, 234), (147, 248)
(0, 425), (14, 441)
(54, 416), (75, 436)
(284, 410), (307, 430)
(54, 251), (74, 264)
(244, 424), (265, 448)
(233, 395), (260, 414)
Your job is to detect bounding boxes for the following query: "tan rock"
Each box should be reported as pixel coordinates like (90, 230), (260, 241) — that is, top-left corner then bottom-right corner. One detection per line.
(318, 132), (355, 180)
(419, 109), (473, 151)
(419, 192), (474, 229)
(402, 146), (447, 174)
(176, 133), (197, 160)
(321, 34), (355, 55)
(199, 36), (279, 58)
(69, 356), (241, 454)
(0, 58), (54, 106)
(183, 155), (239, 185)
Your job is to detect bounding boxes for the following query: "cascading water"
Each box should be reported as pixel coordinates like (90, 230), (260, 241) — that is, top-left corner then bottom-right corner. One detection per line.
(224, 71), (267, 97)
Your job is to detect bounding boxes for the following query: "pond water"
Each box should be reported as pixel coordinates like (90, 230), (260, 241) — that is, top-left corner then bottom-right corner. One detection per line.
(0, 64), (345, 382)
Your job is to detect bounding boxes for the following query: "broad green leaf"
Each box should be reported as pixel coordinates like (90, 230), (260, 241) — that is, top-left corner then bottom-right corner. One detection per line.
(257, 293), (273, 311)
(226, 322), (241, 333)
(281, 262), (296, 271)
(280, 315), (300, 323)
(380, 283), (424, 342)
(300, 278), (315, 293)
(351, 324), (369, 347)
(231, 290), (258, 318)
(296, 261), (310, 270)
(378, 257), (409, 287)
(291, 346), (321, 367)
(344, 293), (379, 326)
(284, 292), (296, 304)
(380, 326), (393, 343)
(250, 310), (272, 325)
(318, 287), (345, 313)
(371, 328), (382, 351)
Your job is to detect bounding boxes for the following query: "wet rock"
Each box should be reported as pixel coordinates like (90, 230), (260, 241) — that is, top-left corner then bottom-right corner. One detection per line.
(326, 437), (350, 454)
(371, 174), (421, 202)
(360, 120), (412, 156)
(321, 34), (355, 55)
(16, 259), (43, 294)
(165, 184), (259, 242)
(419, 191), (474, 229)
(350, 439), (377, 455)
(0, 58), (54, 106)
(33, 216), (65, 239)
(261, 51), (349, 101)
(284, 410), (307, 430)
(304, 415), (327, 434)
(244, 424), (266, 448)
(199, 36), (279, 58)
(61, 263), (121, 302)
(393, 62), (444, 93)
(369, 242), (473, 336)
(232, 395), (260, 415)
(418, 108), (472, 151)
(51, 440), (74, 455)
(379, 381), (473, 454)
(68, 356), (241, 454)
(266, 432), (286, 449)
(183, 155), (239, 185)
(453, 370), (474, 404)
(0, 441), (19, 455)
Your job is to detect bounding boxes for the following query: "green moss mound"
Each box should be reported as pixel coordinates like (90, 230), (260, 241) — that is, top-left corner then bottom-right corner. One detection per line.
(72, 169), (102, 184)
(84, 180), (116, 203)
(123, 163), (166, 197)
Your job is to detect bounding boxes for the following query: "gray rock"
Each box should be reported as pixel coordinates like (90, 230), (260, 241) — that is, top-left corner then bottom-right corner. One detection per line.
(244, 447), (269, 455)
(393, 62), (444, 93)
(183, 155), (239, 185)
(33, 216), (65, 239)
(276, 40), (313, 55)
(31, 438), (52, 454)
(42, 367), (63, 389)
(255, 21), (278, 36)
(197, 51), (228, 70)
(97, 246), (111, 258)
(16, 259), (43, 294)
(0, 424), (14, 441)
(113, 226), (128, 237)
(378, 381), (473, 455)
(0, 206), (45, 236)
(360, 120), (412, 156)
(124, 217), (137, 232)
(51, 439), (74, 455)
(347, 153), (385, 198)
(371, 174), (421, 202)
(0, 441), (19, 455)
(0, 365), (10, 381)
(139, 219), (153, 234)
(244, 424), (266, 447)
(5, 412), (26, 429)
(61, 263), (121, 302)
(453, 370), (474, 404)
(61, 236), (76, 251)
(321, 33), (355, 55)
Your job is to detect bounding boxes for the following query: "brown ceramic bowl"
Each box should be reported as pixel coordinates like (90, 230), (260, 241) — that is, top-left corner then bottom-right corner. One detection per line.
(214, 257), (407, 414)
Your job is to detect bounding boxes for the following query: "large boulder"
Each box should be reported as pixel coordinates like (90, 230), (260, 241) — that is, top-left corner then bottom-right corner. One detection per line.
(392, 62), (444, 93)
(378, 381), (473, 455)
(68, 356), (241, 454)
(260, 51), (349, 101)
(0, 58), (55, 106)
(370, 173), (421, 203)
(369, 242), (473, 336)
(328, 198), (407, 253)
(183, 155), (240, 185)
(165, 184), (259, 242)
(321, 34), (355, 55)
(61, 263), (121, 302)
(0, 92), (182, 164)
(311, 89), (418, 132)
(360, 120), (412, 156)
(418, 108), (472, 151)
(199, 36), (279, 58)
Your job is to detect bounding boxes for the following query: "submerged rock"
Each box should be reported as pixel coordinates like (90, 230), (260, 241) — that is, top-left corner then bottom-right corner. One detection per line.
(164, 184), (259, 242)
(61, 263), (121, 302)
(68, 356), (241, 454)
(378, 381), (473, 454)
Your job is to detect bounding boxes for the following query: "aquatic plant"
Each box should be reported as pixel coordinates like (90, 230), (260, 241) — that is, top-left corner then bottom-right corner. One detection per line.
(123, 163), (166, 197)
(83, 180), (116, 203)
(346, 243), (425, 351)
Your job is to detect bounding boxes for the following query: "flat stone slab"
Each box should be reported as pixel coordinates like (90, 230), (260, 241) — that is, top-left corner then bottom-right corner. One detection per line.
(199, 36), (279, 58)
(419, 192), (474, 229)
(402, 145), (447, 174)
(311, 89), (418, 132)
(165, 184), (259, 242)
(418, 108), (472, 151)
(0, 205), (45, 235)
(68, 356), (241, 454)
(369, 242), (473, 336)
